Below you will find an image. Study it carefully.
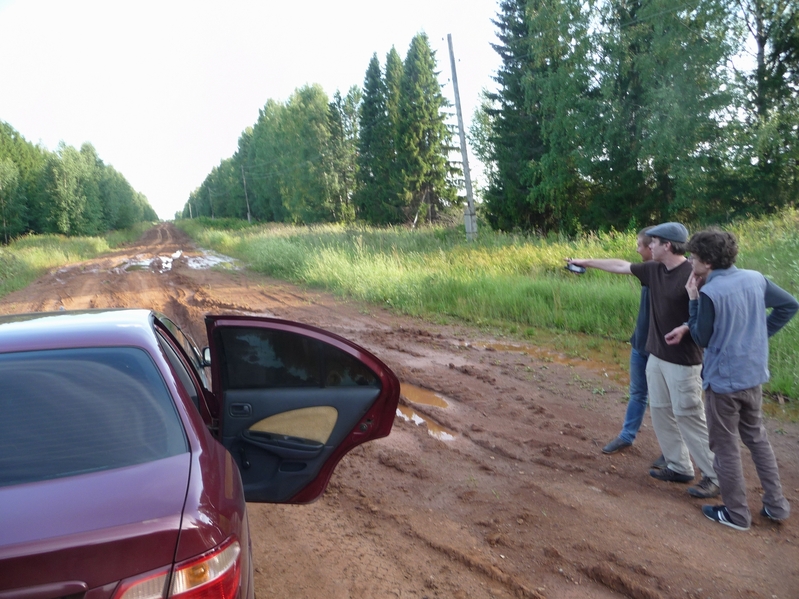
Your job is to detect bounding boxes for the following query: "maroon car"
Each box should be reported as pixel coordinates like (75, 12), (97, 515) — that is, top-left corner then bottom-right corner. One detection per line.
(0, 309), (400, 599)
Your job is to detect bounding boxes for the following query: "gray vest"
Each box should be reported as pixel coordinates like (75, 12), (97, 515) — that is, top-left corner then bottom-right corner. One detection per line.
(700, 267), (769, 393)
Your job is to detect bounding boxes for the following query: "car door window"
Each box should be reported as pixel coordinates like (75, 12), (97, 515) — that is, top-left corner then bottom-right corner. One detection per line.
(217, 328), (378, 391)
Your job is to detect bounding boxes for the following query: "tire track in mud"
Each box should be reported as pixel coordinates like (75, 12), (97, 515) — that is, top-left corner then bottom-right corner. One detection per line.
(346, 431), (657, 599)
(331, 453), (548, 599)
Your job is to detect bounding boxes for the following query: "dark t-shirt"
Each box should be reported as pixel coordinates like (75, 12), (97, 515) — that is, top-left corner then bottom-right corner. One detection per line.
(630, 260), (702, 365)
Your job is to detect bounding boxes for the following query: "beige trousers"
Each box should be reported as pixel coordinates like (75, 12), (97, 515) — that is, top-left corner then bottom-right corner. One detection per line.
(646, 355), (717, 482)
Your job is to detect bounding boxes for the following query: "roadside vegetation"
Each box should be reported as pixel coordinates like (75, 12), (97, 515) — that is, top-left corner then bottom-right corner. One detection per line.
(0, 222), (152, 298)
(177, 211), (799, 407)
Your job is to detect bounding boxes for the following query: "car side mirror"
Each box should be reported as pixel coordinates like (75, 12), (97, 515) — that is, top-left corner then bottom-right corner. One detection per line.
(202, 347), (212, 367)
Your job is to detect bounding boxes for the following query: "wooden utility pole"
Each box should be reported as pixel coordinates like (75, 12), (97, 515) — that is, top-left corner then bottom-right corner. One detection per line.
(447, 33), (477, 241)
(241, 165), (252, 223)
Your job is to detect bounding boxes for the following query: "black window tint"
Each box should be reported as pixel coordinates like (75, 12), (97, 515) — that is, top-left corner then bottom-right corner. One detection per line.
(324, 345), (378, 387)
(0, 348), (187, 487)
(219, 328), (378, 390)
(220, 329), (322, 389)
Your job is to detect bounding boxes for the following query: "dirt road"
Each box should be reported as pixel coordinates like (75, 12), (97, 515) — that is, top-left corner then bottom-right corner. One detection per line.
(3, 223), (797, 599)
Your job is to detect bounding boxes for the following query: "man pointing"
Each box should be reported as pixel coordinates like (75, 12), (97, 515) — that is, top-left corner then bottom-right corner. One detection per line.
(568, 223), (719, 499)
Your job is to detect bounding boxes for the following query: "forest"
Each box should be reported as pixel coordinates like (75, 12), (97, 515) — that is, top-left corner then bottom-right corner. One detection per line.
(182, 32), (458, 227)
(185, 0), (798, 234)
(0, 121), (157, 243)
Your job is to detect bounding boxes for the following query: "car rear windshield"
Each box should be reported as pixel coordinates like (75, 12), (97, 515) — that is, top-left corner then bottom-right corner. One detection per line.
(0, 347), (188, 487)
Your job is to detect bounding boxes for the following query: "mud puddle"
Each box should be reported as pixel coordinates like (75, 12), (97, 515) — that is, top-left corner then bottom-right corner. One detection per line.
(186, 251), (239, 270)
(118, 249), (239, 273)
(467, 341), (626, 384)
(397, 383), (456, 441)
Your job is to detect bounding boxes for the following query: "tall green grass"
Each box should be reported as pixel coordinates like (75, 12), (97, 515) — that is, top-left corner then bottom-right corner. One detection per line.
(0, 222), (152, 298)
(177, 211), (799, 400)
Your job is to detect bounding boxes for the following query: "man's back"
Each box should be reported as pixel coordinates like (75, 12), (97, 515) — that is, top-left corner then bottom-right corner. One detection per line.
(701, 268), (769, 393)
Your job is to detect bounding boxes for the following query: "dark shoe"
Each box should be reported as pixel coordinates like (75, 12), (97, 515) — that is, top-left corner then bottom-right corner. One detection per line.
(649, 467), (693, 483)
(688, 476), (720, 498)
(602, 436), (632, 454)
(760, 506), (786, 522)
(702, 505), (749, 531)
(651, 454), (667, 469)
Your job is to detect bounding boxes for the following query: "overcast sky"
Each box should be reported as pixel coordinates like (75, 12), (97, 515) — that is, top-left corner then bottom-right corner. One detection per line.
(0, 0), (502, 220)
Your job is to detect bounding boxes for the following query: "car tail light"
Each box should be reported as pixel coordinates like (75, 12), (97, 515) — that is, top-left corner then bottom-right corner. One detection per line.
(113, 568), (170, 599)
(113, 538), (241, 599)
(169, 537), (241, 598)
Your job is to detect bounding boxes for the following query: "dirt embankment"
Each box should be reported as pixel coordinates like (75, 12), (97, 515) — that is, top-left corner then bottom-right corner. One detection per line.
(3, 223), (797, 599)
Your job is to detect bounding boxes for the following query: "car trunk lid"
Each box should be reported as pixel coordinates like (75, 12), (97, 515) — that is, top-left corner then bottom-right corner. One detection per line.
(0, 453), (191, 597)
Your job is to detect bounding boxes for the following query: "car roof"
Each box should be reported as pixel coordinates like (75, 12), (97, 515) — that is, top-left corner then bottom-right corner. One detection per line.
(0, 309), (160, 354)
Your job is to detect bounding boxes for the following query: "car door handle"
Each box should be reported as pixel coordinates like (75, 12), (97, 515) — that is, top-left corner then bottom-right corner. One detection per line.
(229, 403), (252, 417)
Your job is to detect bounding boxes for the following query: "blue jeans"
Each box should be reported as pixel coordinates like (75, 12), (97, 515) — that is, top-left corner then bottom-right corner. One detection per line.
(619, 348), (649, 444)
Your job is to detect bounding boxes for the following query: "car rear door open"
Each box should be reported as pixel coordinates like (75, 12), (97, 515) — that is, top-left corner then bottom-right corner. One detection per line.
(204, 315), (400, 503)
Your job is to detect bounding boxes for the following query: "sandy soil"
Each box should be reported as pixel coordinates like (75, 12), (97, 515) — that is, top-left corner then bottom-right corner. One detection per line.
(2, 223), (797, 599)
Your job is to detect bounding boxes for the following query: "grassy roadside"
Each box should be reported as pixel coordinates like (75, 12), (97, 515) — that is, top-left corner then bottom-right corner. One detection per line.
(177, 212), (799, 413)
(0, 222), (153, 299)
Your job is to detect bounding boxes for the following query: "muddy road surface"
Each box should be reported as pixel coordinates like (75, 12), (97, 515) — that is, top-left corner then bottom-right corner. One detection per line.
(3, 223), (797, 599)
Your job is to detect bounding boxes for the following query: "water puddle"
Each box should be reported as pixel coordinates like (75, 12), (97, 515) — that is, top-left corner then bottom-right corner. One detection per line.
(117, 249), (239, 273)
(396, 383), (456, 441)
(464, 341), (626, 384)
(186, 251), (239, 270)
(400, 384), (449, 408)
(123, 251), (182, 273)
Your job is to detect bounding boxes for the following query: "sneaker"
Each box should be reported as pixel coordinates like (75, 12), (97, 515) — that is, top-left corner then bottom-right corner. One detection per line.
(760, 506), (786, 522)
(651, 454), (667, 469)
(602, 436), (632, 454)
(702, 505), (749, 531)
(649, 467), (693, 483)
(688, 476), (720, 498)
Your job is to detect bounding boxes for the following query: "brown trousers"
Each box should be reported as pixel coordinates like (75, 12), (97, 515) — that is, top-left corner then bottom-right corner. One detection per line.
(705, 386), (790, 527)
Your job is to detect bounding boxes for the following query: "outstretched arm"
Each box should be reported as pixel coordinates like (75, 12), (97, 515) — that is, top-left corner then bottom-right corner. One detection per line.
(566, 258), (633, 275)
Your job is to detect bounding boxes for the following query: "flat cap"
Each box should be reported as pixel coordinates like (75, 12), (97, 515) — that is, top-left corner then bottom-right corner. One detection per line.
(647, 222), (688, 243)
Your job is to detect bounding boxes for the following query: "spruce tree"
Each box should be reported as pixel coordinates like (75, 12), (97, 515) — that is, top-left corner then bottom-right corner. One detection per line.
(484, 0), (547, 232)
(384, 47), (405, 212)
(521, 0), (592, 233)
(355, 54), (396, 223)
(396, 32), (457, 224)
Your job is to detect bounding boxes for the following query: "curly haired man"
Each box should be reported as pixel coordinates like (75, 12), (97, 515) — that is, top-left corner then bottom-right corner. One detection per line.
(666, 228), (798, 530)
